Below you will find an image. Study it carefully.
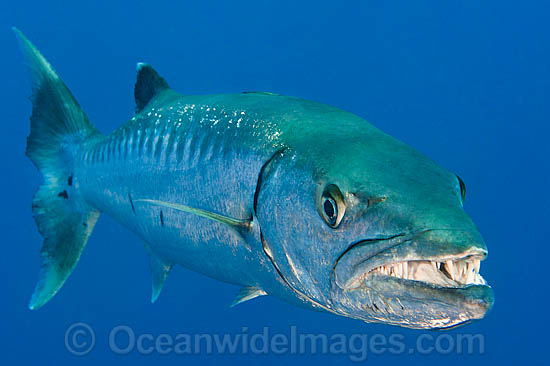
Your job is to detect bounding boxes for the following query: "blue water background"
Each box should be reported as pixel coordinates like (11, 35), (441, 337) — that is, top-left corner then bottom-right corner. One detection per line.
(1, 1), (548, 364)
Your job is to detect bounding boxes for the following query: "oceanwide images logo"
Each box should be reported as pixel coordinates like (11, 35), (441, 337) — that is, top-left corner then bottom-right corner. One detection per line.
(65, 323), (485, 361)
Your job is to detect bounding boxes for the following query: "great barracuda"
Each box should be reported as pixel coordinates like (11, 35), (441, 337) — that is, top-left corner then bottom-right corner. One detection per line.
(16, 28), (493, 329)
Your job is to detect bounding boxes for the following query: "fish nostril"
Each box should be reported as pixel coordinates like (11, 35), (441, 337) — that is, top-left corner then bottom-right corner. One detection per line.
(367, 196), (387, 207)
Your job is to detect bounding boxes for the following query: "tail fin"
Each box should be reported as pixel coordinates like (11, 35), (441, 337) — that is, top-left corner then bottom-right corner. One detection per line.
(14, 28), (102, 309)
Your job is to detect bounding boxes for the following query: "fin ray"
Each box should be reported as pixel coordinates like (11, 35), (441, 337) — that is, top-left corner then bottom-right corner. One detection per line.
(14, 28), (102, 309)
(231, 286), (267, 307)
(149, 253), (172, 303)
(134, 63), (170, 114)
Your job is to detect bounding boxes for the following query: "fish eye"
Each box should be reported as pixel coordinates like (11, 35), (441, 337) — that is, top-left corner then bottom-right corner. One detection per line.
(319, 184), (346, 228)
(323, 197), (337, 225)
(456, 175), (466, 203)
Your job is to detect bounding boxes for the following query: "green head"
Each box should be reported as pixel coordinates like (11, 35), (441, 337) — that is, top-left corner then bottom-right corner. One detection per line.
(255, 100), (493, 329)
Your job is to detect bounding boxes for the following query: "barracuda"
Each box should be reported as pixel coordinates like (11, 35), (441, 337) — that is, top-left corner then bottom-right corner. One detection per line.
(16, 29), (493, 329)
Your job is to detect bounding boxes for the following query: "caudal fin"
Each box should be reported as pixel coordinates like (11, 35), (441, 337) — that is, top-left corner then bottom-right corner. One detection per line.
(14, 28), (102, 309)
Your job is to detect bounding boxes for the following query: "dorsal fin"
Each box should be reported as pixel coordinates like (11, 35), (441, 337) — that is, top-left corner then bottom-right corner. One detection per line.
(134, 63), (170, 114)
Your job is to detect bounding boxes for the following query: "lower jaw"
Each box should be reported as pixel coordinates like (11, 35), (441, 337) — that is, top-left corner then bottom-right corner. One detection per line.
(363, 273), (494, 304)
(331, 275), (494, 329)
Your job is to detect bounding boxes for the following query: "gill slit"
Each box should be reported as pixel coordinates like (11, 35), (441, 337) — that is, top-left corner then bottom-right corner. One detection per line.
(260, 231), (333, 313)
(252, 147), (333, 313)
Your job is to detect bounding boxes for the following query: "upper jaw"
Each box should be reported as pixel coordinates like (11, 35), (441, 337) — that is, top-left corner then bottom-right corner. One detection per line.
(356, 251), (487, 289)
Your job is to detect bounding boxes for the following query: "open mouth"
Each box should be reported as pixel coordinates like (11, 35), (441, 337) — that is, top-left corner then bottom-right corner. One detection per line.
(333, 229), (491, 293)
(363, 255), (487, 288)
(331, 230), (493, 328)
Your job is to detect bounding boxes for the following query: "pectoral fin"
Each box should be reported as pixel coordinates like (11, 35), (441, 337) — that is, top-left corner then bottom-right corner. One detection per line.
(135, 199), (250, 230)
(231, 286), (267, 307)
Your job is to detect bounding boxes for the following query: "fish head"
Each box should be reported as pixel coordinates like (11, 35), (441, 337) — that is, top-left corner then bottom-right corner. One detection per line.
(255, 117), (493, 329)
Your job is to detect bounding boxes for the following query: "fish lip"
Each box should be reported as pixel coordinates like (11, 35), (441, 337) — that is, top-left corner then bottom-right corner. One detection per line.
(333, 229), (489, 291)
(333, 232), (411, 269)
(331, 231), (418, 289)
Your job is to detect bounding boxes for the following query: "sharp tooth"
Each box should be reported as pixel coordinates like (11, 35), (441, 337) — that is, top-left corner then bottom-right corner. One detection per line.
(474, 260), (480, 273)
(437, 262), (441, 270)
(446, 260), (455, 280)
(403, 262), (408, 279)
(466, 267), (475, 283)
(408, 262), (417, 280)
(431, 261), (438, 272)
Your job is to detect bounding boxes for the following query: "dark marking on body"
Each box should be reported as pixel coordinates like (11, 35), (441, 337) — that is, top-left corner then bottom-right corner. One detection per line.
(160, 210), (165, 227)
(128, 193), (136, 214)
(58, 190), (68, 199)
(68, 174), (73, 186)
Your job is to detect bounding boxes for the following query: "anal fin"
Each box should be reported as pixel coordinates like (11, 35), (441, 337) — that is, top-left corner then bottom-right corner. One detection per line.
(231, 286), (267, 307)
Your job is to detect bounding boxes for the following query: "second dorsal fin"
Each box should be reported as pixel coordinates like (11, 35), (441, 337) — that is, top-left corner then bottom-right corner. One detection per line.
(134, 63), (170, 114)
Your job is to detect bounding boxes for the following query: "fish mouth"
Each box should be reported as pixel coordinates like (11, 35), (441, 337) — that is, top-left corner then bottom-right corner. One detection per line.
(333, 230), (489, 291)
(351, 253), (487, 289)
(331, 229), (493, 328)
